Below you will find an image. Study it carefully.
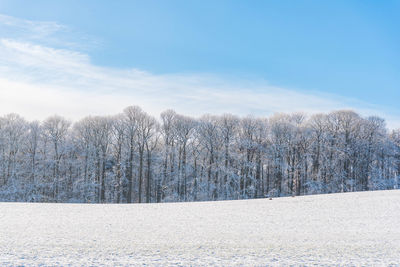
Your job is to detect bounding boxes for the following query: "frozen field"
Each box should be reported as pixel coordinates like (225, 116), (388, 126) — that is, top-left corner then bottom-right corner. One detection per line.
(1, 190), (400, 266)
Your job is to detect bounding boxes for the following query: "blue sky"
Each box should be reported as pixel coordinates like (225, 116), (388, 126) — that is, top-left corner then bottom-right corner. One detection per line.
(0, 0), (399, 128)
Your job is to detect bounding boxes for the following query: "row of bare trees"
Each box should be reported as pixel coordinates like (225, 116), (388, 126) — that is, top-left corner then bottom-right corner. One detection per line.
(0, 107), (399, 203)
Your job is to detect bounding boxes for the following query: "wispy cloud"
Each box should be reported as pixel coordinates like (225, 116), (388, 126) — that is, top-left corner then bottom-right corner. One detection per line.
(0, 14), (98, 50)
(0, 14), (399, 129)
(0, 14), (64, 38)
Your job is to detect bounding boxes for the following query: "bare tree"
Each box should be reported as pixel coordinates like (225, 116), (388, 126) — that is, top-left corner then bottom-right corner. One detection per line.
(43, 115), (71, 201)
(0, 107), (398, 203)
(123, 106), (140, 203)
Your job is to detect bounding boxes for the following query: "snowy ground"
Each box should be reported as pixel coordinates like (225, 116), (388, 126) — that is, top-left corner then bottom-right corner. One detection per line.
(1, 190), (400, 266)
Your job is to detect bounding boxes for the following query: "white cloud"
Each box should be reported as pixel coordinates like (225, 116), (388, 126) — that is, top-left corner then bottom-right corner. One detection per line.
(0, 14), (98, 50)
(0, 14), (399, 129)
(0, 14), (64, 38)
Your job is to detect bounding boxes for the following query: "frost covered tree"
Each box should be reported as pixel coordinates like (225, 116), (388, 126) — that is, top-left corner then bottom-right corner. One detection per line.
(0, 108), (398, 203)
(42, 115), (71, 201)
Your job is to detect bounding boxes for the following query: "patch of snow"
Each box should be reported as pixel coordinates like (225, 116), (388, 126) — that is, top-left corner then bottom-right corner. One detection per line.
(1, 190), (400, 266)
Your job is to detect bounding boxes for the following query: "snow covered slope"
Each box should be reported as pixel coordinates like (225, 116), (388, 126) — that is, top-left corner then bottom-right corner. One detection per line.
(1, 190), (400, 266)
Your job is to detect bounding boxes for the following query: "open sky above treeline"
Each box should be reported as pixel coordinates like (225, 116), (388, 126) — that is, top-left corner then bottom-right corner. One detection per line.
(0, 0), (399, 128)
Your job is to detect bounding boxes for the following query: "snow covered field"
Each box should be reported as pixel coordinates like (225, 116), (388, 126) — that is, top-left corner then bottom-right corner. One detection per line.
(1, 190), (399, 266)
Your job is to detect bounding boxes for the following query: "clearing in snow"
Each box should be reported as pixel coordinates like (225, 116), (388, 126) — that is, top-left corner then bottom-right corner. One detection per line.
(1, 190), (400, 266)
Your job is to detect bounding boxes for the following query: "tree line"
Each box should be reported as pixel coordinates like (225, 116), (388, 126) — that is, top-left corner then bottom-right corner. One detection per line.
(0, 107), (399, 203)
